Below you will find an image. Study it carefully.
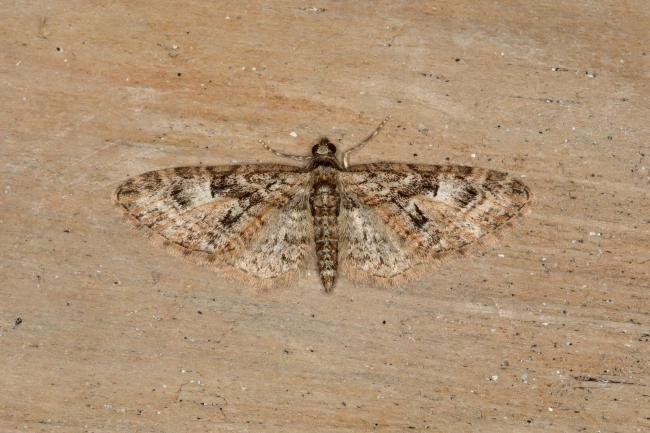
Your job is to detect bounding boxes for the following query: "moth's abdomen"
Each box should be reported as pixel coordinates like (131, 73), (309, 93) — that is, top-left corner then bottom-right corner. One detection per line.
(310, 179), (340, 292)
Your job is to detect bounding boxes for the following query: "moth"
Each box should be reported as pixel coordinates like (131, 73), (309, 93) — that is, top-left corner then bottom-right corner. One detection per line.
(114, 118), (530, 292)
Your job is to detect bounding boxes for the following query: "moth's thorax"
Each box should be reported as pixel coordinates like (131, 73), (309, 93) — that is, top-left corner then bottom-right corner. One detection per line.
(309, 164), (340, 292)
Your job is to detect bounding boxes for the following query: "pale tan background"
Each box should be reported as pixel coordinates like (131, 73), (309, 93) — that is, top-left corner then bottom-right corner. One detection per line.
(1, 1), (649, 432)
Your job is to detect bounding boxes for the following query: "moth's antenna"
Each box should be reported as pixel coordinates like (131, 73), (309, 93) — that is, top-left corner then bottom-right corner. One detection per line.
(259, 139), (311, 161)
(341, 115), (391, 168)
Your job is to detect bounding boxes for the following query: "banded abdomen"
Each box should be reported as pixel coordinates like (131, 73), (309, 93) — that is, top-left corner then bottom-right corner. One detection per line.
(309, 167), (340, 292)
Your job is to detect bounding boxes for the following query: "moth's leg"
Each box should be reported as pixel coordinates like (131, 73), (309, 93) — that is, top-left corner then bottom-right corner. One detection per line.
(259, 139), (312, 162)
(341, 115), (391, 169)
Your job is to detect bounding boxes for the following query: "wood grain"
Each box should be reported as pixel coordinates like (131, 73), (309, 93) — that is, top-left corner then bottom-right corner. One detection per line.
(1, 1), (648, 432)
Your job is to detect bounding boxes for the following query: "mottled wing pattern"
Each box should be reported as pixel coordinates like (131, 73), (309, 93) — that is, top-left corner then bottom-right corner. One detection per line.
(339, 193), (418, 281)
(339, 163), (530, 284)
(113, 165), (313, 281)
(230, 189), (313, 279)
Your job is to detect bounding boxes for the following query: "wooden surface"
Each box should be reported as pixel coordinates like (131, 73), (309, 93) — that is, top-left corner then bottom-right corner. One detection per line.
(1, 1), (648, 432)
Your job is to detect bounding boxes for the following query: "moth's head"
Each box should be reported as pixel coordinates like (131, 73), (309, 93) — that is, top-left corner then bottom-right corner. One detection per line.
(311, 138), (337, 157)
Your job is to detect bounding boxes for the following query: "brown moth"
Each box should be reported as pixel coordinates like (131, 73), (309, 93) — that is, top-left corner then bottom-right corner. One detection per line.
(114, 119), (530, 292)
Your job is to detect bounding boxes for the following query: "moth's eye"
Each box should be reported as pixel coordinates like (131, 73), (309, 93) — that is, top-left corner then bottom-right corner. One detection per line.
(327, 142), (337, 154)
